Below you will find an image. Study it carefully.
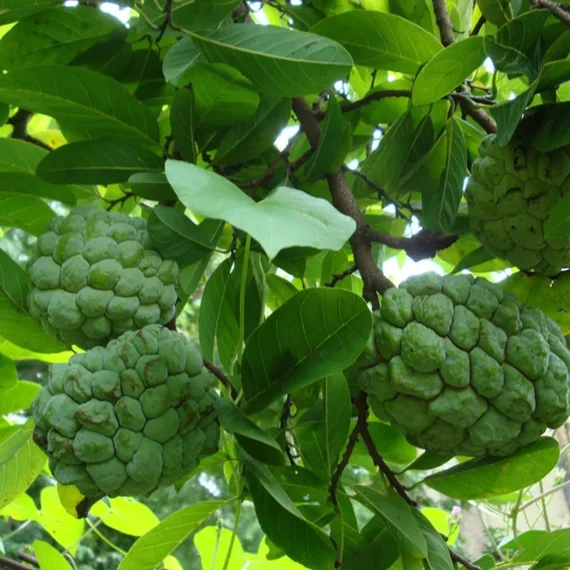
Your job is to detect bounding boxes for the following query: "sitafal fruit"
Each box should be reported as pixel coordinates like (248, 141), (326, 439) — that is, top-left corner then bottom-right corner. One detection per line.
(27, 206), (179, 349)
(357, 272), (570, 457)
(465, 134), (570, 276)
(31, 325), (220, 499)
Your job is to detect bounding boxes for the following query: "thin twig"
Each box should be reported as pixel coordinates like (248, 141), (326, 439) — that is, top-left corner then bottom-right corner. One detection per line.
(292, 98), (395, 306)
(456, 96), (497, 133)
(355, 392), (417, 507)
(432, 0), (456, 46)
(449, 549), (482, 570)
(531, 0), (570, 27)
(325, 265), (358, 288)
(202, 356), (238, 400)
(471, 15), (486, 36)
(0, 556), (36, 570)
(15, 555), (37, 568)
(517, 479), (570, 513)
(314, 90), (412, 120)
(8, 110), (53, 151)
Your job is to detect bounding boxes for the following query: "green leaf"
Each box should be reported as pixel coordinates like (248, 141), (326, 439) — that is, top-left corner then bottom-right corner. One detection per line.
(305, 95), (343, 181)
(0, 172), (78, 205)
(265, 275), (299, 311)
(241, 288), (371, 414)
(190, 24), (353, 97)
(484, 10), (548, 80)
(127, 173), (177, 202)
(511, 530), (570, 566)
(412, 37), (486, 106)
(296, 373), (351, 479)
(425, 437), (560, 500)
(389, 0), (438, 36)
(0, 250), (65, 353)
(423, 118), (467, 232)
(90, 497), (159, 537)
(404, 451), (453, 472)
(147, 206), (212, 265)
(0, 380), (41, 414)
(214, 96), (290, 165)
(0, 353), (17, 391)
(544, 192), (570, 240)
(170, 88), (197, 164)
(36, 139), (163, 184)
(117, 500), (232, 570)
(166, 160), (356, 260)
(0, 6), (123, 70)
(194, 526), (246, 570)
(477, 0), (519, 26)
(353, 422), (418, 468)
(489, 81), (538, 146)
(244, 459), (336, 570)
(218, 397), (286, 466)
(33, 540), (72, 570)
(0, 421), (47, 510)
(519, 102), (570, 152)
(352, 486), (428, 559)
(475, 554), (497, 570)
(311, 11), (442, 73)
(163, 37), (202, 86)
(530, 551), (570, 570)
(70, 32), (132, 80)
(0, 191), (54, 235)
(183, 63), (259, 131)
(0, 65), (159, 146)
(413, 511), (453, 570)
(451, 245), (496, 273)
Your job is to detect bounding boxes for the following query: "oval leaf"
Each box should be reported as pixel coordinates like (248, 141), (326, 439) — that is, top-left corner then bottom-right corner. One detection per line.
(127, 173), (177, 202)
(33, 540), (72, 570)
(425, 437), (560, 500)
(241, 288), (371, 414)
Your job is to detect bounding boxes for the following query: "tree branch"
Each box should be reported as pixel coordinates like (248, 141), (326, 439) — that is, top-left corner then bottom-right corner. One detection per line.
(315, 90), (412, 120)
(449, 549), (482, 570)
(366, 228), (459, 262)
(202, 356), (238, 400)
(325, 264), (358, 288)
(0, 556), (36, 570)
(456, 96), (497, 134)
(531, 0), (570, 27)
(292, 97), (395, 305)
(8, 109), (53, 151)
(432, 0), (456, 46)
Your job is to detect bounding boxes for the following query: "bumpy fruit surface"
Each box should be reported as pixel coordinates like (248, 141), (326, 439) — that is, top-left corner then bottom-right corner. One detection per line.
(465, 134), (570, 276)
(31, 325), (220, 499)
(28, 206), (179, 349)
(358, 272), (570, 457)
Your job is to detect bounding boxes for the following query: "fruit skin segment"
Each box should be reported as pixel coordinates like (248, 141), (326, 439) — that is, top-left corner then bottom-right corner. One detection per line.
(357, 272), (570, 457)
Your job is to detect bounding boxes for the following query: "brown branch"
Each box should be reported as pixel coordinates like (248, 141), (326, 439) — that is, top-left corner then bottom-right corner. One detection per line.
(329, 392), (366, 505)
(0, 556), (36, 570)
(450, 549), (482, 570)
(292, 97), (395, 306)
(457, 96), (497, 134)
(355, 392), (417, 507)
(8, 109), (53, 151)
(15, 555), (36, 568)
(325, 264), (358, 288)
(531, 0), (570, 27)
(202, 356), (238, 400)
(432, 0), (456, 46)
(366, 228), (459, 262)
(315, 90), (412, 120)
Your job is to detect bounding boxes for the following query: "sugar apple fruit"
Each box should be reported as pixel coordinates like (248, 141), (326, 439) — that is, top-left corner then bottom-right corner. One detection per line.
(31, 325), (220, 499)
(28, 206), (179, 349)
(465, 134), (570, 276)
(357, 272), (570, 457)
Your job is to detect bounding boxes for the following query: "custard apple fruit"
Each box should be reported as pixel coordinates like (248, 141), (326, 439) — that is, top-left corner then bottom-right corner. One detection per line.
(357, 272), (570, 457)
(28, 206), (179, 349)
(31, 325), (220, 499)
(465, 134), (570, 276)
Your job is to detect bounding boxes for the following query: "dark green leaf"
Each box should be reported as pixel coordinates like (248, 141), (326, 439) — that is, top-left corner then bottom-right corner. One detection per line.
(127, 173), (177, 202)
(305, 95), (343, 181)
(412, 37), (486, 105)
(474, 554), (496, 570)
(0, 250), (65, 353)
(214, 96), (291, 165)
(265, 275), (299, 311)
(352, 486), (428, 558)
(0, 192), (54, 235)
(296, 373), (351, 479)
(518, 102), (570, 152)
(218, 397), (285, 466)
(0, 66), (159, 146)
(0, 2), (61, 26)
(544, 193), (570, 240)
(389, 0), (437, 36)
(163, 37), (202, 86)
(191, 24), (353, 97)
(512, 530), (570, 566)
(0, 102), (8, 126)
(70, 32), (132, 79)
(484, 10), (548, 80)
(147, 206), (212, 264)
(36, 139), (163, 184)
(404, 451), (454, 472)
(499, 530), (547, 551)
(425, 437), (560, 500)
(0, 172), (76, 205)
(0, 6), (124, 70)
(530, 551), (570, 569)
(170, 88), (197, 164)
(183, 63), (259, 131)
(311, 11), (442, 73)
(413, 511), (453, 570)
(423, 118), (467, 232)
(244, 458), (336, 570)
(241, 288), (371, 414)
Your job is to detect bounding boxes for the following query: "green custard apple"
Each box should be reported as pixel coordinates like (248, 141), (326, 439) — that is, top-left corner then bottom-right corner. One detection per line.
(28, 206), (179, 349)
(465, 134), (570, 276)
(31, 325), (220, 499)
(358, 272), (570, 457)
